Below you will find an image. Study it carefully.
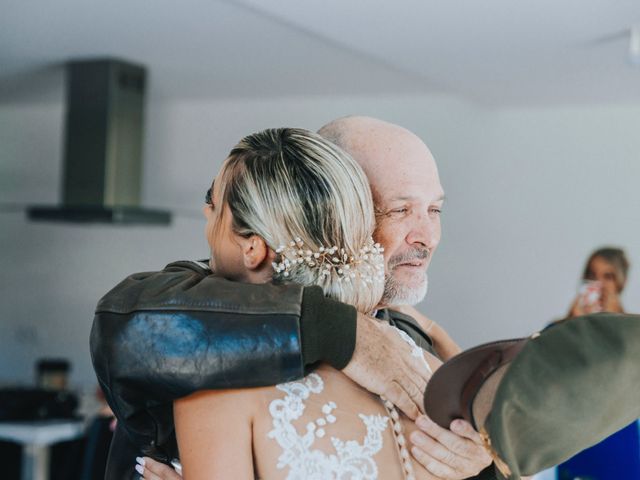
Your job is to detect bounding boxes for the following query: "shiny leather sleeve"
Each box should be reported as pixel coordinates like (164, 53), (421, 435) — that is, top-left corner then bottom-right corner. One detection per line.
(90, 260), (306, 459)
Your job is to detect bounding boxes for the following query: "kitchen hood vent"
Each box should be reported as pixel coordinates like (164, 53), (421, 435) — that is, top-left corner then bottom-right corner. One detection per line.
(27, 59), (171, 225)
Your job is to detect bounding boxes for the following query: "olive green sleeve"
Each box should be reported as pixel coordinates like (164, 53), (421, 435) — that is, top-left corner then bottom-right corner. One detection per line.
(300, 285), (357, 370)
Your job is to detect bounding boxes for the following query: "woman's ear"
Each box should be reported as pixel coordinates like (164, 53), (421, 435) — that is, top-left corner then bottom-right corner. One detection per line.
(241, 235), (269, 271)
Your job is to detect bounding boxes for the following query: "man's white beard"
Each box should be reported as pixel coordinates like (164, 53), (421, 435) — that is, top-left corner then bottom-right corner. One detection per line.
(381, 272), (429, 306)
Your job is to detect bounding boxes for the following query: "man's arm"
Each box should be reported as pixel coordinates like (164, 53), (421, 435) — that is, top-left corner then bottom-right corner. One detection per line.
(91, 261), (353, 454)
(91, 261), (429, 458)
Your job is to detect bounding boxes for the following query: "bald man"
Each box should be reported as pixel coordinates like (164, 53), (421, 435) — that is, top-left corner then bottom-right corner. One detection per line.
(92, 117), (494, 479)
(320, 117), (491, 476)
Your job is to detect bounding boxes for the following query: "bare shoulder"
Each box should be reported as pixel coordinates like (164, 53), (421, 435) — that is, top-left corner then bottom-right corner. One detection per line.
(174, 388), (263, 479)
(174, 386), (266, 425)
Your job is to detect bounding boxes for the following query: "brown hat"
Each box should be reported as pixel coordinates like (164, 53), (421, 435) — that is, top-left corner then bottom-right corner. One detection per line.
(424, 313), (640, 479)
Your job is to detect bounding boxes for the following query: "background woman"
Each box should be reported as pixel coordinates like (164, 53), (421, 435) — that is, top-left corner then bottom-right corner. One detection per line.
(559, 246), (639, 480)
(566, 247), (629, 317)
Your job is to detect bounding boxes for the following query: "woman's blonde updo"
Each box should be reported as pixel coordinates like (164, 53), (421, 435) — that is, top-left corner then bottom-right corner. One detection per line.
(215, 127), (382, 313)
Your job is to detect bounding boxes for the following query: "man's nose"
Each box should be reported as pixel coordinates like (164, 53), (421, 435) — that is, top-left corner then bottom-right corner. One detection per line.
(406, 212), (439, 249)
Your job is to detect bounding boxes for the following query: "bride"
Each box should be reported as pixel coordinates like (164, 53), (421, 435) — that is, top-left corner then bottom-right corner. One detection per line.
(173, 127), (442, 479)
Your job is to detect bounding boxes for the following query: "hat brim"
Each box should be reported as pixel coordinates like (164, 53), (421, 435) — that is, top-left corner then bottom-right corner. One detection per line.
(423, 338), (526, 429)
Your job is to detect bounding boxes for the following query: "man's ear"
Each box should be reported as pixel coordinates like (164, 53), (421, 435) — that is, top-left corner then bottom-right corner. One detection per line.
(241, 235), (269, 271)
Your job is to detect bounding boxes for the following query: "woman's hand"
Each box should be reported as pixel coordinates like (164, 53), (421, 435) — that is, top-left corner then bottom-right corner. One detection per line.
(567, 280), (623, 318)
(567, 287), (601, 318)
(135, 457), (182, 480)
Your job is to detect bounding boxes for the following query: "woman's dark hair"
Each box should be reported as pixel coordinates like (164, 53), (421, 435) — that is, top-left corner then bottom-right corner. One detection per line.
(583, 247), (630, 292)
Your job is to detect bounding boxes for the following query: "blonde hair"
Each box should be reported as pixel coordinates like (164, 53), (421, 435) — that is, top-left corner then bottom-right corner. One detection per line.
(216, 128), (382, 313)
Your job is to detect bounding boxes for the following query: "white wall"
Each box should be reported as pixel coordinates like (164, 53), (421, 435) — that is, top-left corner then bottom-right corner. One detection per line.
(426, 105), (640, 344)
(0, 93), (208, 386)
(2, 85), (639, 388)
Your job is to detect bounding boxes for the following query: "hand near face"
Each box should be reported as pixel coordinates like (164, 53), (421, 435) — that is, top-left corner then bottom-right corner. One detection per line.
(410, 415), (492, 479)
(569, 254), (627, 318)
(567, 295), (598, 317)
(600, 281), (624, 313)
(568, 279), (623, 318)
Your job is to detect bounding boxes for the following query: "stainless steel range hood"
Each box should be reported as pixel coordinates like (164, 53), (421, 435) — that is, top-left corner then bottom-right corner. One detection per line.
(27, 59), (171, 225)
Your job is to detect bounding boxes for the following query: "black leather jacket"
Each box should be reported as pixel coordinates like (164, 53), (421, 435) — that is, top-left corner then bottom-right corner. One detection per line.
(91, 261), (357, 472)
(91, 261), (496, 480)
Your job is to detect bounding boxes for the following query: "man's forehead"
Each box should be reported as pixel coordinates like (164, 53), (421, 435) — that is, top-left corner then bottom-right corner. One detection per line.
(374, 189), (445, 209)
(356, 136), (440, 183)
(368, 161), (444, 205)
(325, 116), (445, 200)
(386, 193), (446, 203)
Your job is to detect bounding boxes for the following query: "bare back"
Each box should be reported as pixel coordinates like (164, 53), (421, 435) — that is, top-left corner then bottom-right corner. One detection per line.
(175, 347), (442, 479)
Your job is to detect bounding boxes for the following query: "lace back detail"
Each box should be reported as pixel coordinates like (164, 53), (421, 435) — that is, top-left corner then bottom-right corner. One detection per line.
(268, 373), (389, 479)
(266, 327), (431, 479)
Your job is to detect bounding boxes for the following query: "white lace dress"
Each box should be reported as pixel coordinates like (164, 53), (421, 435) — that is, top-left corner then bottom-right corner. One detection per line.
(255, 329), (433, 480)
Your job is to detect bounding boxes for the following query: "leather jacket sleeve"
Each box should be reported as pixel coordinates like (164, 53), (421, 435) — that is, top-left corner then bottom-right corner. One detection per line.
(90, 260), (356, 460)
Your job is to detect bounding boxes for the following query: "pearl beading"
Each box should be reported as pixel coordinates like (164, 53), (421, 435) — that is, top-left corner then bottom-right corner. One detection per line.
(381, 396), (416, 480)
(272, 237), (385, 284)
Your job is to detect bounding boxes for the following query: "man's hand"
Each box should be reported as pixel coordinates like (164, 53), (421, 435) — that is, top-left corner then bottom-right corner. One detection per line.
(342, 313), (432, 420)
(409, 415), (492, 479)
(135, 457), (182, 480)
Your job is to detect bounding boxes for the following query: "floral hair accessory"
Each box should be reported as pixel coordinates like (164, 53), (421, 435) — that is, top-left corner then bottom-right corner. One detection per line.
(272, 237), (384, 284)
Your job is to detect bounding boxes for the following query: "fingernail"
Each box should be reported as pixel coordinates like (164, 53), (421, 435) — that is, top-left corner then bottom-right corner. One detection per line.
(136, 457), (145, 466)
(135, 464), (144, 475)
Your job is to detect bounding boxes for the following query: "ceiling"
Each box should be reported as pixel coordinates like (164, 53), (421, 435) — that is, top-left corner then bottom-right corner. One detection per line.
(1, 0), (639, 106)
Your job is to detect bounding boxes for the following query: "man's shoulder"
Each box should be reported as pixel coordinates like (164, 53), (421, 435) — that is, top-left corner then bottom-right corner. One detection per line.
(163, 259), (211, 275)
(380, 308), (437, 357)
(95, 260), (212, 314)
(94, 259), (306, 316)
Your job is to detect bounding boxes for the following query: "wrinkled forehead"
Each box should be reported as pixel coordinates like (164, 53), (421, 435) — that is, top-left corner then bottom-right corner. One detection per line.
(344, 126), (443, 202)
(367, 149), (443, 205)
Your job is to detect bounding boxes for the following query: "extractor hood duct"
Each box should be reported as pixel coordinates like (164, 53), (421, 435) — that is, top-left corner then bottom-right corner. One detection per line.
(27, 59), (171, 225)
